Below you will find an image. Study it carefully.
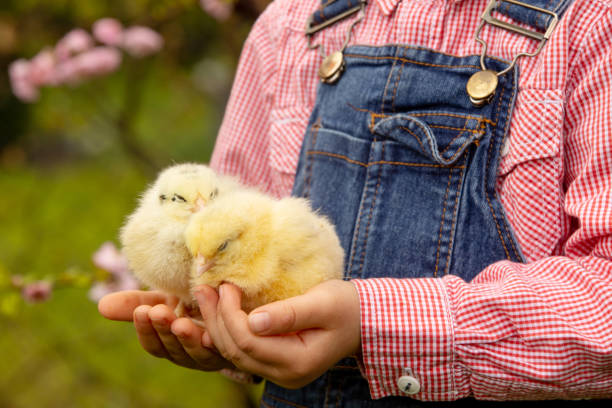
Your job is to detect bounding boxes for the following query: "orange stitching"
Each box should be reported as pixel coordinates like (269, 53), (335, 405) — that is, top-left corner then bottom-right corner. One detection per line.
(396, 44), (512, 65)
(345, 44), (511, 65)
(347, 104), (496, 127)
(306, 151), (466, 168)
(347, 103), (369, 113)
(410, 112), (495, 126)
(380, 54), (397, 114)
(484, 85), (512, 260)
(343, 53), (482, 71)
(445, 155), (468, 275)
(444, 133), (479, 163)
(435, 169), (455, 277)
(399, 126), (427, 155)
(372, 160), (464, 168)
(305, 120), (321, 198)
(440, 131), (469, 156)
(430, 124), (484, 134)
(308, 151), (367, 167)
(391, 61), (405, 113)
(346, 103), (376, 134)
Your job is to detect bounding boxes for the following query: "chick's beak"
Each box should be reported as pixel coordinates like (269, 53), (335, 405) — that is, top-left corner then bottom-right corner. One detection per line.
(196, 254), (216, 276)
(191, 193), (207, 213)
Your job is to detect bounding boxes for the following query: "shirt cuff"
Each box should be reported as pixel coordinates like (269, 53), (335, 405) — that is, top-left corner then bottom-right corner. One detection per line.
(352, 277), (469, 401)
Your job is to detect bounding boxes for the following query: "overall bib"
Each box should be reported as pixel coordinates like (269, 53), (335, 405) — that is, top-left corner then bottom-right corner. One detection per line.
(261, 1), (576, 406)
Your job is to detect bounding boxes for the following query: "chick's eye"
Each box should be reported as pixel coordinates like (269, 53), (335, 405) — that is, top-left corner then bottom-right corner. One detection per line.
(217, 241), (229, 252)
(172, 194), (187, 203)
(210, 188), (218, 200)
(159, 194), (167, 202)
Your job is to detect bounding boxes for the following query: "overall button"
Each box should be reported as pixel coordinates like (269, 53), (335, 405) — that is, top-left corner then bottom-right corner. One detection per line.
(397, 375), (420, 395)
(319, 51), (345, 84)
(466, 69), (498, 106)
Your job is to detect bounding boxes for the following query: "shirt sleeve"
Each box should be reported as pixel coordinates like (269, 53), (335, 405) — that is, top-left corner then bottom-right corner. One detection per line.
(209, 2), (279, 195)
(352, 8), (612, 401)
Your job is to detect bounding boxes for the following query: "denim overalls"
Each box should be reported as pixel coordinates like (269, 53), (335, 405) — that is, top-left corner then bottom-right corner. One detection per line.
(261, 1), (576, 406)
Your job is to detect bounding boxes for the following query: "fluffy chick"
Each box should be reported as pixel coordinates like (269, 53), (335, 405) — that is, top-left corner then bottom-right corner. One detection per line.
(120, 163), (237, 313)
(185, 189), (345, 312)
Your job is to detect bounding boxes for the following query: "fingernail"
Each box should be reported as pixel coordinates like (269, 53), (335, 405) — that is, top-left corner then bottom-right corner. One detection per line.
(218, 284), (225, 299)
(173, 328), (187, 338)
(134, 312), (147, 324)
(248, 312), (270, 334)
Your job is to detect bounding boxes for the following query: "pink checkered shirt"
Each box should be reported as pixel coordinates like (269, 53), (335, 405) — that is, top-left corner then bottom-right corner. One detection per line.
(210, 0), (612, 401)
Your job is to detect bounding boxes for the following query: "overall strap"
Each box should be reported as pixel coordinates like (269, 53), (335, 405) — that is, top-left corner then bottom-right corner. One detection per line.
(306, 0), (576, 35)
(495, 0), (575, 32)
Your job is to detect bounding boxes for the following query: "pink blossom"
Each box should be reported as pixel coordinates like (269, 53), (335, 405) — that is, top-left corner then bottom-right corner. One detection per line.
(22, 281), (53, 303)
(92, 241), (129, 273)
(8, 59), (39, 102)
(89, 242), (139, 302)
(73, 46), (122, 78)
(199, 0), (233, 22)
(92, 18), (124, 46)
(55, 28), (94, 61)
(121, 26), (164, 58)
(53, 59), (82, 85)
(29, 48), (57, 86)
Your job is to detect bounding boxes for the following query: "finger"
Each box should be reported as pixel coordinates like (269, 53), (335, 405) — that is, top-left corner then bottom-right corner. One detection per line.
(216, 285), (322, 384)
(99, 290), (178, 321)
(214, 284), (269, 370)
(148, 304), (198, 368)
(247, 291), (332, 336)
(171, 318), (233, 370)
(133, 305), (170, 359)
(194, 285), (219, 325)
(218, 284), (298, 365)
(194, 285), (225, 352)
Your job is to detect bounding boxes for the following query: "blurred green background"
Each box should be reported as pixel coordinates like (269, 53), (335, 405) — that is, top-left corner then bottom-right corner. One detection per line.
(0, 0), (268, 406)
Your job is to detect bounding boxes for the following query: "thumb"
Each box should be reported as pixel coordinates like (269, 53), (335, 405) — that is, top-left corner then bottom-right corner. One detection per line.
(247, 292), (330, 335)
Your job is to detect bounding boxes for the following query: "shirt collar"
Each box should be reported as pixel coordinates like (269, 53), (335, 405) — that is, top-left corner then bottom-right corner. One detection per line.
(376, 0), (464, 16)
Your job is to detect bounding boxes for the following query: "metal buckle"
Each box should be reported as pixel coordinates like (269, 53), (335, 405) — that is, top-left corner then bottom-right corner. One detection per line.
(475, 0), (559, 76)
(305, 0), (367, 36)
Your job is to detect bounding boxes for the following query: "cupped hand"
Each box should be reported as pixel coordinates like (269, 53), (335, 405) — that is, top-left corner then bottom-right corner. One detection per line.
(195, 279), (361, 389)
(98, 290), (232, 371)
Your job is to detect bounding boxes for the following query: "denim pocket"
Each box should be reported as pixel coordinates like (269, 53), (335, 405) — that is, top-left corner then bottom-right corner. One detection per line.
(371, 111), (486, 166)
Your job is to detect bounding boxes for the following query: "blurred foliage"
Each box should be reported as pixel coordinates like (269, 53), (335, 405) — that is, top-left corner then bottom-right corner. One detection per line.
(0, 0), (269, 406)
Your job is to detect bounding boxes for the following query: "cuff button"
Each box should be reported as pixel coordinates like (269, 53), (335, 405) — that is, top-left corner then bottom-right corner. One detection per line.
(397, 375), (420, 395)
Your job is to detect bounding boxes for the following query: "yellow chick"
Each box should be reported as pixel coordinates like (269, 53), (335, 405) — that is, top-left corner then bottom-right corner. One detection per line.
(120, 163), (237, 315)
(185, 189), (345, 312)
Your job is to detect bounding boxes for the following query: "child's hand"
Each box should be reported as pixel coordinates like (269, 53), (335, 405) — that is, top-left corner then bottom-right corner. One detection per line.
(98, 290), (232, 371)
(195, 280), (361, 389)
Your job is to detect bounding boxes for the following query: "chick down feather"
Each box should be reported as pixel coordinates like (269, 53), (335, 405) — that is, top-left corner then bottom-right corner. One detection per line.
(185, 189), (345, 312)
(120, 163), (238, 307)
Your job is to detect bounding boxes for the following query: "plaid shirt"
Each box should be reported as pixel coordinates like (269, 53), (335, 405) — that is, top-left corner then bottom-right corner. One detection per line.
(210, 0), (612, 400)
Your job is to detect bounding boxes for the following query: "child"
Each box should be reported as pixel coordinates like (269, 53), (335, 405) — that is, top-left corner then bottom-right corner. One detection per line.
(99, 0), (612, 405)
